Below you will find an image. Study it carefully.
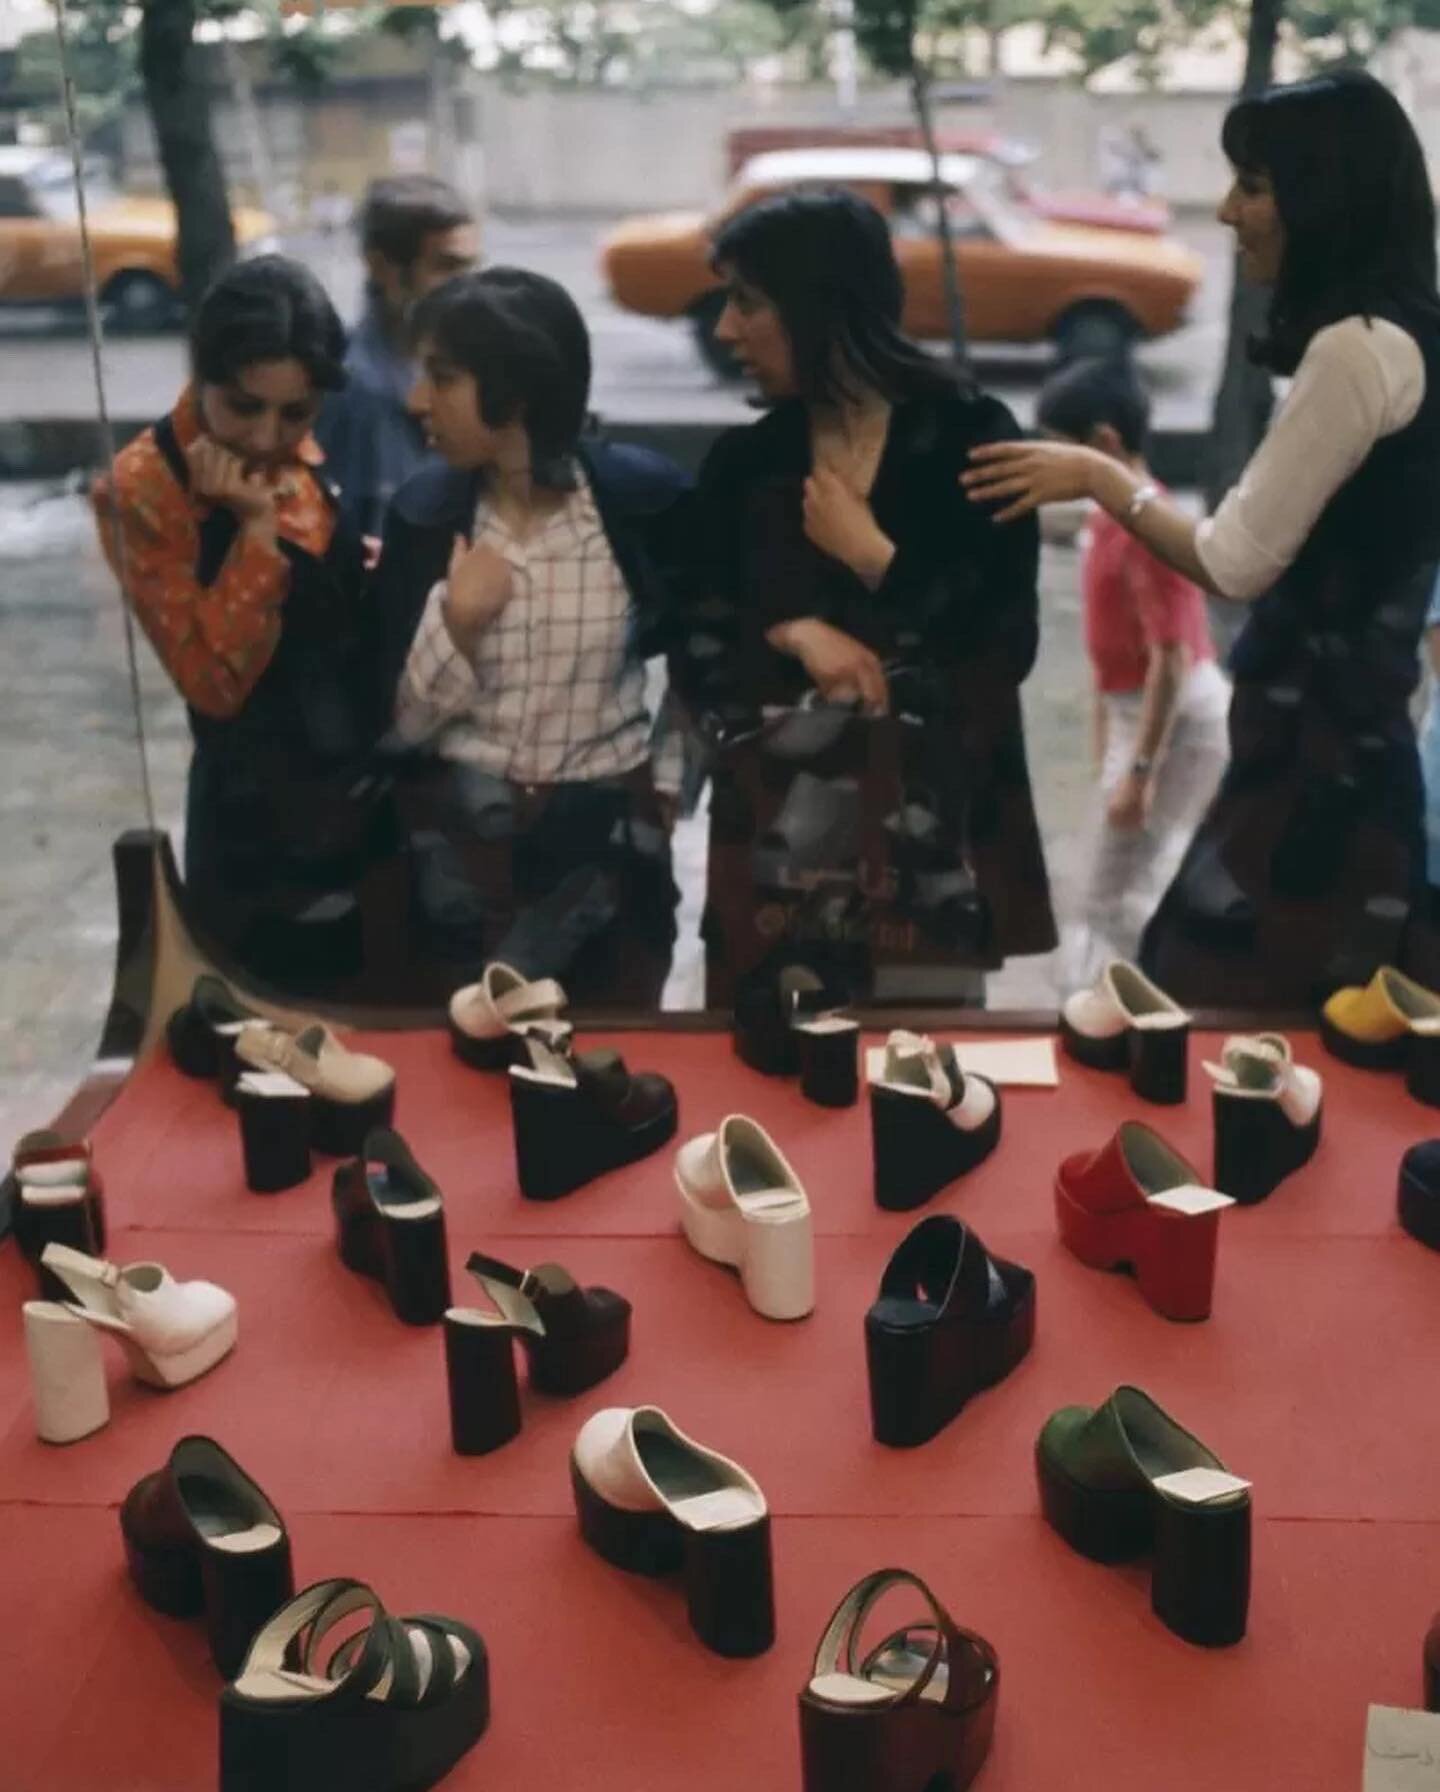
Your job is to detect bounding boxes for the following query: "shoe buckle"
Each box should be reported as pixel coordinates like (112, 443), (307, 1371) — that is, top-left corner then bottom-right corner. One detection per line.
(98, 1262), (120, 1288)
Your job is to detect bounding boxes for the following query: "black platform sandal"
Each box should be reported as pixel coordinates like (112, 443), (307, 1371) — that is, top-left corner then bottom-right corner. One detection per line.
(219, 1578), (489, 1792)
(570, 1405), (774, 1657)
(732, 961), (859, 1101)
(447, 961), (572, 1070)
(121, 1434), (293, 1678)
(167, 974), (260, 1080)
(866, 1216), (1034, 1448)
(332, 1130), (451, 1324)
(444, 1252), (631, 1454)
(866, 1032), (1001, 1211)
(1036, 1385), (1251, 1647)
(508, 1036), (677, 1201)
(798, 1568), (998, 1792)
(1204, 1033), (1322, 1205)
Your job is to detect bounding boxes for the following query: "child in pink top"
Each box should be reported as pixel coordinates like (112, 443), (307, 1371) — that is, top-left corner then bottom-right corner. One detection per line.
(1037, 357), (1230, 976)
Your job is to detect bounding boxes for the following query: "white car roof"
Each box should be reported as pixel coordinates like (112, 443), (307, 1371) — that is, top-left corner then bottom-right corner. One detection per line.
(737, 146), (981, 192)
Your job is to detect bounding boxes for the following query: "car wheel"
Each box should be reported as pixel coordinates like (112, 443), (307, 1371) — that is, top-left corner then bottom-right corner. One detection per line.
(103, 270), (180, 334)
(689, 291), (743, 383)
(1052, 302), (1139, 364)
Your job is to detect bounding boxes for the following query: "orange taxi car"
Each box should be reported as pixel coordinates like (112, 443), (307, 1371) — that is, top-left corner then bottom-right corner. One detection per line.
(601, 146), (1204, 376)
(0, 148), (278, 327)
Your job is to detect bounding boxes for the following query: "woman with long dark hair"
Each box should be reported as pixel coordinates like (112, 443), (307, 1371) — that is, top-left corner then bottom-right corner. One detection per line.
(964, 69), (1440, 1008)
(675, 187), (1055, 1004)
(94, 255), (383, 980)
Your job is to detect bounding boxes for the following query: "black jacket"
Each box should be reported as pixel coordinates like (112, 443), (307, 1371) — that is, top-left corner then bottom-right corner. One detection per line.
(370, 436), (692, 716)
(671, 390), (1056, 961)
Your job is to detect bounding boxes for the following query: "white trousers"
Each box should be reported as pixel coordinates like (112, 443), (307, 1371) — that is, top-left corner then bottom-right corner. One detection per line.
(1065, 657), (1231, 983)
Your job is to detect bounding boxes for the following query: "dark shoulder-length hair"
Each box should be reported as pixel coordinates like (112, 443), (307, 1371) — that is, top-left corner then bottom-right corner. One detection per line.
(411, 266), (591, 488)
(711, 186), (966, 407)
(191, 254), (347, 392)
(1223, 68), (1440, 375)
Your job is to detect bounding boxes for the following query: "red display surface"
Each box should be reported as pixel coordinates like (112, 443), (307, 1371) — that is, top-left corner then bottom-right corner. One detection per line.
(1, 1026), (1437, 1790)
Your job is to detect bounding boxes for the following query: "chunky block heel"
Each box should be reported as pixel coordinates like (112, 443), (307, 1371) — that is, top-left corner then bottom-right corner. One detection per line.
(23, 1300), (108, 1444)
(444, 1314), (523, 1455)
(236, 1072), (313, 1194)
(1057, 1014), (1128, 1071)
(1037, 1386), (1250, 1647)
(1128, 1022), (1189, 1104)
(733, 963), (851, 1081)
(11, 1131), (108, 1298)
(447, 1255), (630, 1451)
(448, 1022), (512, 1071)
(1131, 1206), (1223, 1322)
(1213, 1087), (1319, 1205)
(448, 964), (570, 1071)
(167, 975), (259, 1080)
(1407, 1031), (1440, 1108)
(682, 1515), (774, 1657)
(1151, 1488), (1251, 1647)
(798, 1570), (998, 1792)
(313, 1084), (396, 1159)
(332, 1131), (450, 1325)
(571, 1406), (772, 1655)
(571, 1457), (682, 1573)
(797, 1018), (859, 1108)
(510, 1038), (677, 1201)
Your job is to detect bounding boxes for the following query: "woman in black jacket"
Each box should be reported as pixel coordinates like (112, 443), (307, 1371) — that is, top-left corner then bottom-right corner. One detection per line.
(370, 267), (690, 1004)
(673, 187), (1055, 1003)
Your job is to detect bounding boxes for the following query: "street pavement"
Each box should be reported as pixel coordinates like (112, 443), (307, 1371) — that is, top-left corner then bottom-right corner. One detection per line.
(0, 210), (1232, 431)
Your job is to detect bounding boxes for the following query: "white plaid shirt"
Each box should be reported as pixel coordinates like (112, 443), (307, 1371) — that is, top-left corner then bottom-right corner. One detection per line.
(394, 471), (678, 788)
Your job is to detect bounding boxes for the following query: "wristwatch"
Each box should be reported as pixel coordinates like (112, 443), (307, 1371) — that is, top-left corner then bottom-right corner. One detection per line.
(1130, 756), (1154, 779)
(1126, 481), (1160, 522)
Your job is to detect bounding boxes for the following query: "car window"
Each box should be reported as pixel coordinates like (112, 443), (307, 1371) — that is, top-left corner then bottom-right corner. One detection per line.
(0, 176), (39, 220)
(891, 183), (994, 243)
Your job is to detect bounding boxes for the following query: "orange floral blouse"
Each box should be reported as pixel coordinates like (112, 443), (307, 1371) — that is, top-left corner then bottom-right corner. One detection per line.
(92, 389), (336, 719)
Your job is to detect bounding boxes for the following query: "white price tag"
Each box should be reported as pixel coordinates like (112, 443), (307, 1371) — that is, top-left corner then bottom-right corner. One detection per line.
(1147, 1184), (1236, 1216)
(1365, 1705), (1440, 1789)
(237, 1071), (309, 1099)
(1152, 1467), (1251, 1504)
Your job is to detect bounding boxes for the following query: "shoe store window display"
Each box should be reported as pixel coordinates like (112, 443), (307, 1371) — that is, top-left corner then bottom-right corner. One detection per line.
(91, 257), (388, 985)
(668, 187), (1056, 1007)
(370, 267), (691, 1008)
(965, 68), (1440, 1011)
(1035, 357), (1230, 988)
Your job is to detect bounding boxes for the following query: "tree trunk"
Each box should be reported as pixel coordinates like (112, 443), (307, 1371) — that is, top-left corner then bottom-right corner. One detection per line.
(1202, 0), (1284, 511)
(910, 57), (968, 362)
(138, 0), (236, 310)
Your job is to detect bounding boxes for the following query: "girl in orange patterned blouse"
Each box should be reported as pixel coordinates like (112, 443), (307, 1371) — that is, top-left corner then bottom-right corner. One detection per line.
(93, 255), (385, 977)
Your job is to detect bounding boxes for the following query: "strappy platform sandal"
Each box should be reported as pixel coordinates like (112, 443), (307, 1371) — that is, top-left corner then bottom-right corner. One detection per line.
(865, 1216), (1034, 1448)
(26, 1243), (237, 1443)
(1204, 1033), (1322, 1205)
(218, 1578), (489, 1792)
(732, 961), (860, 1107)
(444, 1252), (631, 1455)
(9, 1130), (107, 1295)
(447, 962), (572, 1070)
(121, 1435), (293, 1677)
(236, 1021), (396, 1157)
(798, 1569), (998, 1792)
(508, 1036), (677, 1200)
(867, 1032), (1001, 1212)
(571, 1405), (773, 1657)
(332, 1130), (451, 1325)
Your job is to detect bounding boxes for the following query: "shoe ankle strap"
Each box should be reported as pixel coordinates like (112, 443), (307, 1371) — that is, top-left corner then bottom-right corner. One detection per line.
(813, 1569), (995, 1715)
